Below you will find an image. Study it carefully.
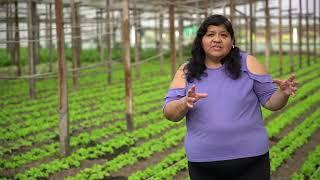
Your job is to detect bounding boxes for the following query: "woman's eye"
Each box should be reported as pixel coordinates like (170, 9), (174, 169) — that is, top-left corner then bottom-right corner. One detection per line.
(221, 34), (228, 37)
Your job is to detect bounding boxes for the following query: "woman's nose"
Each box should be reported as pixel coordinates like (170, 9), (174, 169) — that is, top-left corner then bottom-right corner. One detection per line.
(212, 35), (222, 42)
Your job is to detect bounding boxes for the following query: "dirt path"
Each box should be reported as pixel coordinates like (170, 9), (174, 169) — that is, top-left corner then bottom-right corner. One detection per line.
(271, 128), (320, 180)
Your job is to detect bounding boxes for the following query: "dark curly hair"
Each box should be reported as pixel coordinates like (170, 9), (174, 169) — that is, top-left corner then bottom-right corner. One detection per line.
(184, 14), (241, 83)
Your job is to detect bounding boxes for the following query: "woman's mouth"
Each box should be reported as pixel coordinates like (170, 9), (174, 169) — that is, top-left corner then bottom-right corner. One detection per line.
(211, 45), (222, 51)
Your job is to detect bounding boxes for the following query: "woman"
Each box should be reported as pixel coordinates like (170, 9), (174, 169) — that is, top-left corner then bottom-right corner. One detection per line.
(162, 15), (298, 180)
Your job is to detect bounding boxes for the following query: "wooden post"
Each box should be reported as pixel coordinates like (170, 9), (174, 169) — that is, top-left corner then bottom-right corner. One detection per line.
(7, 3), (15, 65)
(48, 3), (53, 72)
(45, 5), (49, 49)
(14, 1), (21, 76)
(6, 3), (10, 54)
(264, 0), (271, 70)
(122, 0), (133, 131)
(159, 4), (164, 74)
(98, 10), (104, 64)
(306, 0), (310, 65)
(27, 0), (36, 99)
(169, 0), (176, 79)
(33, 3), (39, 65)
(278, 0), (283, 75)
(155, 12), (159, 50)
(133, 0), (141, 79)
(101, 9), (105, 65)
(71, 0), (80, 90)
(249, 0), (254, 55)
(229, 0), (235, 24)
(289, 0), (294, 73)
(204, 0), (208, 18)
(55, 0), (70, 156)
(245, 4), (248, 52)
(237, 15), (241, 48)
(196, 0), (200, 26)
(178, 14), (183, 65)
(106, 0), (112, 84)
(298, 0), (302, 68)
(253, 3), (257, 54)
(313, 0), (316, 63)
(112, 12), (116, 48)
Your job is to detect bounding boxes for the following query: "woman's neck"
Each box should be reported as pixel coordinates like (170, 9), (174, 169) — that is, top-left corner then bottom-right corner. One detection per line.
(205, 57), (222, 68)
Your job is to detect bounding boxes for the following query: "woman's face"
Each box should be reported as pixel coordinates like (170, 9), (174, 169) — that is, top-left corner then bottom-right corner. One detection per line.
(201, 24), (233, 62)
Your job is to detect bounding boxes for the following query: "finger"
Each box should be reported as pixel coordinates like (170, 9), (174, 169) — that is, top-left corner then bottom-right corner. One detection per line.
(286, 81), (296, 86)
(288, 74), (295, 82)
(186, 96), (196, 103)
(273, 79), (282, 84)
(187, 85), (195, 97)
(187, 104), (194, 108)
(291, 87), (298, 91)
(287, 81), (299, 89)
(196, 93), (208, 98)
(185, 97), (194, 108)
(190, 85), (196, 93)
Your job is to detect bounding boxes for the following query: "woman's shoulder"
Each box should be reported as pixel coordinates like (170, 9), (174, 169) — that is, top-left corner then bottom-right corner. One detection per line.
(169, 63), (188, 89)
(246, 55), (269, 75)
(241, 53), (268, 75)
(239, 52), (273, 83)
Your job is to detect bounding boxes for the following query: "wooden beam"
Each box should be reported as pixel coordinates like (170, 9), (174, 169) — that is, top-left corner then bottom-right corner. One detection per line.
(229, 0), (235, 24)
(289, 0), (294, 73)
(27, 0), (36, 99)
(133, 0), (141, 79)
(14, 1), (21, 76)
(169, 0), (176, 79)
(278, 0), (283, 75)
(306, 0), (310, 65)
(178, 14), (184, 66)
(71, 0), (80, 90)
(159, 3), (164, 74)
(48, 3), (53, 72)
(298, 0), (302, 68)
(55, 0), (70, 156)
(249, 0), (254, 55)
(264, 0), (271, 70)
(313, 0), (316, 63)
(106, 0), (112, 84)
(122, 0), (134, 131)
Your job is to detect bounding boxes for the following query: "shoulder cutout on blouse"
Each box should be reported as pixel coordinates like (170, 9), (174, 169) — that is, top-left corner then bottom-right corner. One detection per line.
(169, 63), (187, 89)
(246, 55), (269, 75)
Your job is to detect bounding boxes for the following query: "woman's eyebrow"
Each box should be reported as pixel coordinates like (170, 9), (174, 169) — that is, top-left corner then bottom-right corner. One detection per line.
(207, 30), (228, 33)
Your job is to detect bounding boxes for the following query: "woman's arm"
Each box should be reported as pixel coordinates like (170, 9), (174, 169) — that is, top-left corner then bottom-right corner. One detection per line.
(247, 55), (298, 111)
(265, 75), (298, 111)
(263, 89), (290, 111)
(164, 96), (189, 122)
(163, 64), (208, 121)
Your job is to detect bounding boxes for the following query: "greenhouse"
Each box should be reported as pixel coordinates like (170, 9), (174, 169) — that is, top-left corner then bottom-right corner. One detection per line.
(0, 0), (319, 179)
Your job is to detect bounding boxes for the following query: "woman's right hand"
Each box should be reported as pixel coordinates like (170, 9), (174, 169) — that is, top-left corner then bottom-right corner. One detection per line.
(185, 85), (208, 109)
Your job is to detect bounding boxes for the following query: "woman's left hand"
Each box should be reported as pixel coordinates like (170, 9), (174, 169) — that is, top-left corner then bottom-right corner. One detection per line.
(273, 74), (298, 96)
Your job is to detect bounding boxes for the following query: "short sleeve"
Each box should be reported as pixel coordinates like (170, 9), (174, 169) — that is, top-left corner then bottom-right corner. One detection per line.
(240, 52), (277, 106)
(249, 73), (277, 105)
(162, 88), (186, 111)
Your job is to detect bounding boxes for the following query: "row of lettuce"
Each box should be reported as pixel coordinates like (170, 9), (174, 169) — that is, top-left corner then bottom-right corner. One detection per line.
(0, 57), (319, 179)
(0, 63), (318, 179)
(1, 63), (319, 168)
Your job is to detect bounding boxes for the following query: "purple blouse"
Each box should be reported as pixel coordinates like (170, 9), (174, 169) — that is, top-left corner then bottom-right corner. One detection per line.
(163, 52), (277, 162)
